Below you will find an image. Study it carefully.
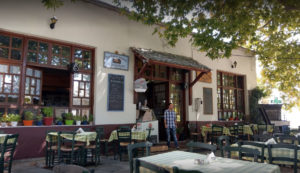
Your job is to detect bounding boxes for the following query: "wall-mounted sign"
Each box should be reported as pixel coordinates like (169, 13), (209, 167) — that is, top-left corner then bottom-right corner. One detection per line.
(197, 71), (212, 83)
(107, 74), (125, 111)
(104, 52), (129, 70)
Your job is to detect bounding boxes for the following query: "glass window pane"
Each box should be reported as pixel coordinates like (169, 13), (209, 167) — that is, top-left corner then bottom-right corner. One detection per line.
(8, 95), (18, 103)
(85, 82), (90, 97)
(79, 90), (84, 97)
(73, 81), (78, 96)
(82, 74), (90, 81)
(12, 37), (22, 49)
(38, 53), (48, 64)
(39, 42), (48, 53)
(36, 79), (40, 95)
(52, 45), (60, 54)
(75, 59), (82, 68)
(0, 94), (5, 102)
(82, 98), (89, 106)
(0, 47), (9, 58)
(34, 70), (41, 78)
(73, 98), (81, 105)
(74, 73), (82, 80)
(79, 82), (85, 89)
(28, 40), (37, 51)
(4, 84), (11, 93)
(33, 97), (39, 105)
(83, 50), (91, 59)
(0, 74), (2, 92)
(30, 87), (35, 95)
(0, 35), (10, 47)
(61, 57), (69, 66)
(10, 66), (20, 74)
(82, 109), (90, 117)
(26, 68), (33, 76)
(31, 78), (35, 86)
(5, 75), (12, 83)
(74, 49), (82, 58)
(62, 46), (70, 57)
(83, 60), (91, 69)
(27, 52), (37, 62)
(25, 77), (30, 94)
(0, 64), (8, 73)
(51, 55), (60, 66)
(11, 49), (22, 60)
(12, 75), (20, 93)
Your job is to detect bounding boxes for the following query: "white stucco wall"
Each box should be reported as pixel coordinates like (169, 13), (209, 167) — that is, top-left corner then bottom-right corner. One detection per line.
(0, 0), (256, 125)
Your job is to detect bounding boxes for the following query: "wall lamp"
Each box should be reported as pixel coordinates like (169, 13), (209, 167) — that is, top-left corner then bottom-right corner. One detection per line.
(50, 16), (58, 29)
(231, 61), (237, 68)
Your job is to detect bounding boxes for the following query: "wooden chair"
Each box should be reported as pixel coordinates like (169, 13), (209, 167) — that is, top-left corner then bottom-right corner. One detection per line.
(59, 131), (81, 165)
(0, 134), (19, 173)
(45, 130), (60, 167)
(186, 141), (217, 154)
(128, 142), (153, 173)
(238, 141), (265, 163)
(217, 136), (230, 157)
(84, 129), (101, 165)
(117, 127), (132, 161)
(96, 126), (117, 159)
(257, 124), (267, 135)
(210, 125), (223, 144)
(277, 135), (297, 144)
(223, 146), (240, 159)
(134, 159), (170, 173)
(239, 147), (260, 162)
(268, 144), (299, 173)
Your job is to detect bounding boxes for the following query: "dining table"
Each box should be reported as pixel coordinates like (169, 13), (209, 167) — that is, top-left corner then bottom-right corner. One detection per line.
(108, 129), (147, 142)
(136, 151), (280, 173)
(46, 131), (97, 146)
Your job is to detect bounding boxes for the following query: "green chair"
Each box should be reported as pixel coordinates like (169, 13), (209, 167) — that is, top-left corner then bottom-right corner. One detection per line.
(134, 158), (170, 173)
(217, 136), (230, 157)
(186, 141), (217, 154)
(210, 125), (223, 144)
(238, 141), (265, 163)
(146, 128), (153, 142)
(239, 147), (260, 162)
(96, 126), (117, 159)
(0, 134), (19, 173)
(128, 142), (152, 173)
(117, 127), (132, 161)
(59, 131), (81, 165)
(223, 146), (240, 159)
(45, 130), (60, 167)
(268, 144), (299, 173)
(84, 129), (101, 165)
(277, 135), (296, 144)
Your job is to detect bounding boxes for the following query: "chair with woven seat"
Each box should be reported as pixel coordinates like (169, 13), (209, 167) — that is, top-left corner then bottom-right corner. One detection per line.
(210, 125), (223, 144)
(277, 135), (297, 144)
(96, 126), (117, 159)
(186, 141), (217, 154)
(0, 134), (19, 173)
(45, 130), (61, 167)
(134, 158), (170, 173)
(84, 129), (101, 165)
(128, 142), (153, 173)
(217, 136), (230, 157)
(117, 127), (132, 161)
(268, 144), (299, 173)
(238, 141), (265, 163)
(223, 145), (240, 159)
(239, 147), (260, 162)
(59, 131), (81, 165)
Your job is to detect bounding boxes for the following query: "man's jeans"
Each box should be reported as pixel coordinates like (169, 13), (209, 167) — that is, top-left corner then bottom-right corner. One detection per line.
(166, 127), (178, 147)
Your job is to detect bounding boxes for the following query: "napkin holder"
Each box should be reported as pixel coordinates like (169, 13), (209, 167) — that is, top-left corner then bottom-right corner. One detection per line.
(76, 128), (85, 133)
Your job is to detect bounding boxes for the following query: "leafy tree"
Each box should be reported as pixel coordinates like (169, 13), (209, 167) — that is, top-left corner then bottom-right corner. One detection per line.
(42, 0), (300, 109)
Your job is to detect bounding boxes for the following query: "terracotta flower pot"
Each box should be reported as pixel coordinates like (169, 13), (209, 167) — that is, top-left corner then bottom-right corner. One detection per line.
(23, 120), (33, 126)
(43, 117), (53, 126)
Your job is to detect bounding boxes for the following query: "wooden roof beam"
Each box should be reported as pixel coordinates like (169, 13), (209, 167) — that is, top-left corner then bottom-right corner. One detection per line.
(189, 71), (207, 88)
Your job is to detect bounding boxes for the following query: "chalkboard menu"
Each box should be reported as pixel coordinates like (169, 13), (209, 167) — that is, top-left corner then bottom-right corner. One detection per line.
(203, 87), (213, 114)
(107, 74), (125, 111)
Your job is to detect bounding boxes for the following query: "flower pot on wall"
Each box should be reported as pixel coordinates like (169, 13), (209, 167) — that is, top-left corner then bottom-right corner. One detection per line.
(23, 120), (33, 126)
(43, 117), (53, 126)
(65, 120), (74, 125)
(81, 121), (88, 125)
(1, 122), (7, 127)
(36, 121), (43, 126)
(76, 121), (81, 125)
(11, 121), (18, 127)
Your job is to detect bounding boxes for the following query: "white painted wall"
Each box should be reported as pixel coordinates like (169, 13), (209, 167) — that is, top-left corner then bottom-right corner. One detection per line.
(0, 0), (256, 125)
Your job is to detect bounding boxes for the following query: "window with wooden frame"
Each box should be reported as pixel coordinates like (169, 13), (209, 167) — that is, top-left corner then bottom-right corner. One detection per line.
(0, 33), (23, 61)
(72, 73), (91, 106)
(27, 40), (49, 64)
(217, 71), (245, 121)
(0, 64), (21, 104)
(24, 67), (42, 105)
(74, 48), (92, 70)
(51, 44), (71, 67)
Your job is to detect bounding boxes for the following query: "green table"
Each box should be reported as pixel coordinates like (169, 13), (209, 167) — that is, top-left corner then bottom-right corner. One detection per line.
(137, 151), (280, 173)
(108, 130), (147, 142)
(47, 132), (97, 146)
(231, 142), (300, 166)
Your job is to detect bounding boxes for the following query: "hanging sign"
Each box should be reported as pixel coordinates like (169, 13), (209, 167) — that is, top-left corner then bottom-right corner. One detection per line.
(104, 52), (129, 70)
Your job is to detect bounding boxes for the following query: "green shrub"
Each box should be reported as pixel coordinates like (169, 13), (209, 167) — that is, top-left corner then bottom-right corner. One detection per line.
(24, 111), (34, 120)
(42, 107), (53, 117)
(36, 114), (43, 121)
(65, 113), (73, 120)
(74, 115), (82, 121)
(7, 114), (21, 122)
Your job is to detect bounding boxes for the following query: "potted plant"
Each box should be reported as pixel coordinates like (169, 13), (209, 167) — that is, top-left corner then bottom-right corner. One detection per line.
(8, 114), (20, 127)
(42, 107), (53, 126)
(1, 114), (9, 127)
(74, 115), (82, 125)
(56, 117), (63, 125)
(36, 114), (43, 126)
(65, 113), (74, 125)
(88, 114), (93, 125)
(23, 111), (34, 126)
(81, 115), (89, 125)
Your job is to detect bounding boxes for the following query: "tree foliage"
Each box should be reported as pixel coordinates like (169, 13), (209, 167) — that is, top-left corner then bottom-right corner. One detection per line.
(42, 0), (300, 109)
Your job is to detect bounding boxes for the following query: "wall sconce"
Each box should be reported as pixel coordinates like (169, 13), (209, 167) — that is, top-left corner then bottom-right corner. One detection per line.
(231, 61), (237, 68)
(50, 16), (58, 29)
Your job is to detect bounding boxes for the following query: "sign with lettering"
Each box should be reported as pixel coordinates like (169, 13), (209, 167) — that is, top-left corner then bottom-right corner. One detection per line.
(104, 52), (129, 70)
(107, 74), (125, 111)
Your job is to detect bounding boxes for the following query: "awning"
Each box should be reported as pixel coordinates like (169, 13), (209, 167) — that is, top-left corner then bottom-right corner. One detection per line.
(131, 47), (211, 72)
